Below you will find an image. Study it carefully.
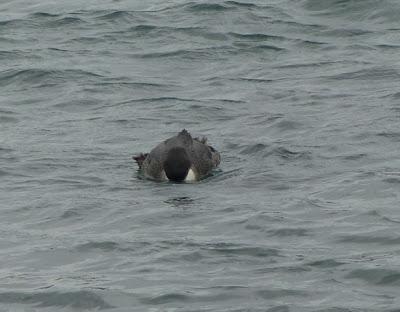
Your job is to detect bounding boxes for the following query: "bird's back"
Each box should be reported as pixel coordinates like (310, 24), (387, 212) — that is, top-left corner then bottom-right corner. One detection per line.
(135, 130), (220, 181)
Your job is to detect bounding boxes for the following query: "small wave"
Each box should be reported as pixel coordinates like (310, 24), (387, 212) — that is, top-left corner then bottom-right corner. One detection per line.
(304, 0), (400, 25)
(116, 96), (200, 106)
(0, 37), (21, 44)
(29, 12), (60, 18)
(76, 241), (121, 252)
(155, 240), (280, 259)
(307, 259), (346, 268)
(338, 234), (400, 245)
(47, 47), (69, 52)
(376, 132), (400, 142)
(0, 169), (11, 177)
(125, 24), (208, 38)
(256, 288), (308, 299)
(136, 49), (197, 59)
(0, 146), (14, 153)
(322, 28), (374, 37)
(0, 68), (103, 88)
(272, 120), (303, 131)
(206, 98), (246, 104)
(207, 168), (242, 182)
(184, 1), (267, 12)
(232, 41), (285, 53)
(143, 0), (263, 13)
(268, 18), (326, 31)
(303, 0), (383, 20)
(304, 0), (359, 12)
(325, 67), (400, 81)
(164, 196), (194, 207)
(141, 287), (297, 306)
(36, 178), (97, 187)
(0, 116), (18, 123)
(248, 44), (285, 52)
(1, 14), (84, 28)
(266, 147), (311, 160)
(296, 39), (327, 47)
(185, 3), (230, 12)
(45, 16), (85, 26)
(60, 209), (81, 219)
(95, 80), (172, 89)
(75, 241), (150, 252)
(0, 290), (113, 309)
(240, 143), (268, 155)
(0, 69), (49, 87)
(0, 50), (38, 60)
(0, 19), (27, 27)
(275, 61), (335, 69)
(37, 175), (105, 189)
(65, 36), (104, 44)
(346, 268), (400, 285)
(388, 92), (400, 99)
(123, 23), (213, 39)
(140, 293), (190, 305)
(186, 104), (237, 121)
(129, 24), (157, 33)
(22, 51), (44, 61)
(364, 209), (400, 224)
(267, 228), (309, 237)
(266, 306), (290, 312)
(376, 44), (400, 50)
(340, 153), (367, 161)
(233, 77), (275, 84)
(383, 177), (400, 184)
(206, 245), (280, 258)
(229, 32), (285, 41)
(134, 45), (233, 59)
(95, 10), (134, 21)
(225, 1), (262, 9)
(128, 25), (225, 41)
(313, 308), (357, 312)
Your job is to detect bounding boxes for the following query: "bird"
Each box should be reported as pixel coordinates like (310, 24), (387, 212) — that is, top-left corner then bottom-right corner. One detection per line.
(133, 129), (220, 182)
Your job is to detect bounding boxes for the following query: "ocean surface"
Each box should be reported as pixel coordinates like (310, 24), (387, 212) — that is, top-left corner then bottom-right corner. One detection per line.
(1, 0), (400, 311)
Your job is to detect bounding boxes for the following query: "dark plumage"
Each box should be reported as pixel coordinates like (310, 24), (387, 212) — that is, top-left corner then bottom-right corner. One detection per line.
(133, 129), (221, 182)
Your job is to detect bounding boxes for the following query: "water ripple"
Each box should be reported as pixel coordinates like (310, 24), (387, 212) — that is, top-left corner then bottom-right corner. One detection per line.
(346, 269), (400, 286)
(338, 235), (400, 245)
(0, 290), (113, 309)
(1, 0), (399, 310)
(0, 68), (103, 88)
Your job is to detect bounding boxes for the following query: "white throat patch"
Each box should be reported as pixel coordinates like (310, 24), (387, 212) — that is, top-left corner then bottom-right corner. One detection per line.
(184, 168), (196, 182)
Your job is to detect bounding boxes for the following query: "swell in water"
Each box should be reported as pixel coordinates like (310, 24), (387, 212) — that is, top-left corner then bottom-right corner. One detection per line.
(1, 0), (400, 311)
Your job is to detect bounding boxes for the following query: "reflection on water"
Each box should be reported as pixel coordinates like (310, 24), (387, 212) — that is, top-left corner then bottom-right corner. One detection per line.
(165, 196), (195, 208)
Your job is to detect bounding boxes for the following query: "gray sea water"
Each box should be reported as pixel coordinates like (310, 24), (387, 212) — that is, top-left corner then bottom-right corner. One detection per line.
(1, 0), (400, 311)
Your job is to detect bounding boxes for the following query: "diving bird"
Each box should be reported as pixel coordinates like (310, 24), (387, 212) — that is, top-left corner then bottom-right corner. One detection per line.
(133, 129), (220, 182)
